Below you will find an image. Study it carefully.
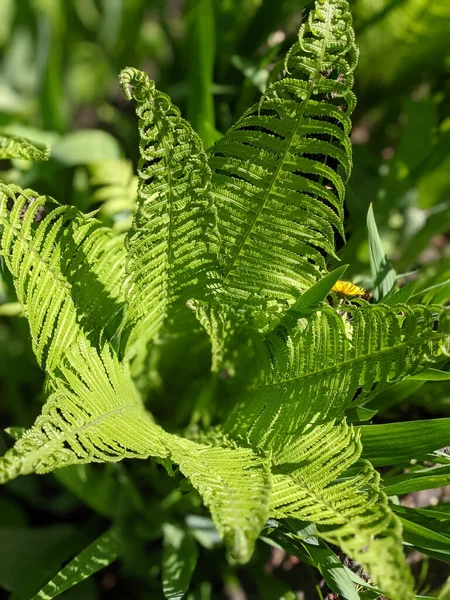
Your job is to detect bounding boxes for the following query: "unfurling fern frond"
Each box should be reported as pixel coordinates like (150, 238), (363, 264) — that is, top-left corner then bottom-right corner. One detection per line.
(0, 132), (50, 161)
(119, 68), (220, 362)
(209, 0), (358, 305)
(0, 184), (125, 375)
(225, 304), (450, 449)
(271, 421), (415, 600)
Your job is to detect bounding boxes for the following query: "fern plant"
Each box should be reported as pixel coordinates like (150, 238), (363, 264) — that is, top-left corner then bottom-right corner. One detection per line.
(0, 1), (449, 599)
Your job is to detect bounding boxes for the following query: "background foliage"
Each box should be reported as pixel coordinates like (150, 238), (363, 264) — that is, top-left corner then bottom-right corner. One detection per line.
(0, 0), (450, 598)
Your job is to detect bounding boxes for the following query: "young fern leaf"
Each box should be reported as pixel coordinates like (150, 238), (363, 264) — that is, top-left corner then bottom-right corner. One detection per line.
(271, 421), (415, 600)
(119, 68), (219, 362)
(0, 131), (50, 161)
(170, 441), (271, 564)
(225, 304), (450, 449)
(209, 0), (358, 304)
(0, 182), (269, 562)
(0, 184), (125, 374)
(0, 352), (270, 565)
(0, 337), (171, 482)
(0, 337), (269, 564)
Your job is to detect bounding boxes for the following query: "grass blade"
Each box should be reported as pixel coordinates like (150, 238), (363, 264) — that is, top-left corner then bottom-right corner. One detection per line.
(186, 0), (219, 148)
(367, 204), (396, 301)
(32, 527), (121, 600)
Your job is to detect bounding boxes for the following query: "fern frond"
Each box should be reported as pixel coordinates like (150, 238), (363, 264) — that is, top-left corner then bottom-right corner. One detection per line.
(270, 421), (415, 600)
(209, 0), (358, 304)
(0, 184), (126, 374)
(119, 68), (220, 361)
(0, 132), (50, 161)
(171, 440), (271, 564)
(0, 341), (270, 564)
(0, 338), (171, 482)
(225, 304), (450, 449)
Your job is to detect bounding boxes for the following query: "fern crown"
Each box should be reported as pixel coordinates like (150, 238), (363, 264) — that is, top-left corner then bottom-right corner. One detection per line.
(0, 2), (449, 599)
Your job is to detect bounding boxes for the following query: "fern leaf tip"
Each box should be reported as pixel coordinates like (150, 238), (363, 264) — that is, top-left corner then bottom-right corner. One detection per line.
(119, 67), (154, 102)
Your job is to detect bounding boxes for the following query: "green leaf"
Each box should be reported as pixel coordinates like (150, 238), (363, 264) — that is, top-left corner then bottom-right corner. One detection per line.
(186, 0), (219, 148)
(185, 515), (222, 550)
(52, 130), (122, 165)
(0, 302), (23, 317)
(277, 265), (349, 326)
(359, 418), (450, 466)
(367, 204), (396, 301)
(367, 378), (426, 413)
(209, 0), (358, 304)
(408, 368), (450, 381)
(302, 539), (360, 600)
(162, 524), (198, 600)
(0, 132), (49, 161)
(54, 464), (142, 518)
(268, 421), (415, 600)
(382, 280), (416, 306)
(32, 527), (121, 600)
(119, 68), (219, 361)
(0, 184), (126, 373)
(88, 159), (137, 231)
(383, 464), (450, 496)
(270, 522), (360, 599)
(398, 514), (450, 563)
(226, 305), (450, 448)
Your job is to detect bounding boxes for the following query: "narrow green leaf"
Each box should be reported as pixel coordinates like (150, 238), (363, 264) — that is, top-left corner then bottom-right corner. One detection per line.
(367, 204), (396, 301)
(346, 406), (377, 423)
(32, 527), (121, 600)
(408, 368), (450, 381)
(383, 281), (416, 306)
(163, 524), (199, 600)
(383, 464), (450, 495)
(304, 540), (360, 600)
(399, 517), (450, 562)
(367, 378), (425, 413)
(277, 265), (349, 326)
(359, 418), (450, 466)
(186, 0), (219, 148)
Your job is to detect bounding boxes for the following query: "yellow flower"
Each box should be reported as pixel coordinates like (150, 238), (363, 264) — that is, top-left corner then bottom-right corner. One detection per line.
(331, 280), (366, 297)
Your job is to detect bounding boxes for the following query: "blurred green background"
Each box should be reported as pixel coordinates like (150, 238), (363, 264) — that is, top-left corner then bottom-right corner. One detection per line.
(1, 0), (450, 598)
